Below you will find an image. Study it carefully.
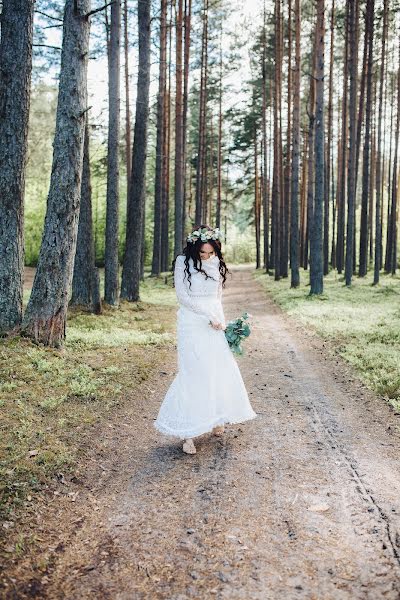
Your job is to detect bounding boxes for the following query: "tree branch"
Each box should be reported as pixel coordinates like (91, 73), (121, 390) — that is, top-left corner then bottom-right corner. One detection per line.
(33, 44), (62, 51)
(34, 10), (63, 22)
(84, 0), (115, 18)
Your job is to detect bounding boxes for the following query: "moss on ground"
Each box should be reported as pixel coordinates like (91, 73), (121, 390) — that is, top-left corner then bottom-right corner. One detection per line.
(0, 274), (176, 523)
(254, 269), (400, 411)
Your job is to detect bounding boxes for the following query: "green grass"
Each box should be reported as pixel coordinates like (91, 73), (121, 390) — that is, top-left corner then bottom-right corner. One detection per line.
(254, 269), (400, 411)
(0, 273), (177, 524)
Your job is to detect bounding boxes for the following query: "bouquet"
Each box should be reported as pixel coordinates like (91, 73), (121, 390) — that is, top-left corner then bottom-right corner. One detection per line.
(224, 312), (252, 355)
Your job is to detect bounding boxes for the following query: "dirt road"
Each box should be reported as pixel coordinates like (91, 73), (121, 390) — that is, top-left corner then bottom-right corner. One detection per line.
(11, 266), (400, 599)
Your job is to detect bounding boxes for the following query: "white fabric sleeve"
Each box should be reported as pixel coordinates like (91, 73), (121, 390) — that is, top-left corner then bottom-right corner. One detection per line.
(217, 277), (222, 300)
(174, 256), (218, 321)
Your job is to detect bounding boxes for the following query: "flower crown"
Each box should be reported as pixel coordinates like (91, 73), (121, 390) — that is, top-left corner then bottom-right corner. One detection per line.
(186, 226), (222, 244)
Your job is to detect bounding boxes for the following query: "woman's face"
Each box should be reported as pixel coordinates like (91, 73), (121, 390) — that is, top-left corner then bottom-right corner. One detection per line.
(199, 242), (216, 261)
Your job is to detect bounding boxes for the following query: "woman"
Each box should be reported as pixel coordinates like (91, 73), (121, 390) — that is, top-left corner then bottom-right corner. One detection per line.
(154, 225), (257, 454)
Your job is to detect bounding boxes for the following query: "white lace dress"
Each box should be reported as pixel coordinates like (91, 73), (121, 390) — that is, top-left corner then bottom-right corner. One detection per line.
(154, 254), (257, 440)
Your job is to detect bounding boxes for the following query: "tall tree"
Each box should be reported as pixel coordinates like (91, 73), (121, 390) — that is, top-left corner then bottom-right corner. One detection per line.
(0, 0), (35, 334)
(290, 0), (300, 288)
(216, 27), (223, 229)
(310, 0), (325, 295)
(272, 0), (282, 280)
(358, 0), (374, 276)
(70, 120), (101, 313)
(344, 0), (359, 286)
(387, 51), (400, 275)
(152, 0), (167, 275)
(174, 0), (184, 257)
(22, 0), (91, 346)
(336, 0), (350, 274)
(195, 0), (209, 225)
(373, 0), (388, 284)
(104, 0), (121, 304)
(324, 0), (334, 275)
(262, 4), (270, 273)
(181, 0), (192, 243)
(281, 0), (292, 278)
(161, 10), (172, 272)
(120, 0), (151, 301)
(124, 0), (132, 192)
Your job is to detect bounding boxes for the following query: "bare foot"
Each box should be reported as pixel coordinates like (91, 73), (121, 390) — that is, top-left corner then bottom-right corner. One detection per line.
(212, 425), (225, 437)
(182, 438), (196, 454)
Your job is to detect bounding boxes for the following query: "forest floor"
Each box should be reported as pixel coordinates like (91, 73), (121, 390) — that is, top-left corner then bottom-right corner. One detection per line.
(2, 265), (400, 599)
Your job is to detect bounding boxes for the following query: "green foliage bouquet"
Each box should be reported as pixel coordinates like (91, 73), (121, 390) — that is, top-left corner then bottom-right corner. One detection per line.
(224, 312), (252, 355)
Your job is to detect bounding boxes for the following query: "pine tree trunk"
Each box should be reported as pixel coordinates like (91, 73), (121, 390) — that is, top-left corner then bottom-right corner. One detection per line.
(181, 0), (192, 243)
(161, 15), (172, 272)
(336, 0), (349, 274)
(71, 120), (101, 313)
(272, 0), (282, 281)
(0, 0), (35, 334)
(280, 0), (291, 279)
(324, 0), (334, 275)
(151, 0), (167, 275)
(22, 0), (91, 347)
(254, 133), (261, 269)
(174, 0), (184, 257)
(104, 0), (121, 304)
(300, 138), (308, 268)
(384, 87), (394, 272)
(195, 0), (208, 226)
(310, 0), (324, 295)
(344, 0), (359, 286)
(369, 112), (376, 262)
(262, 5), (270, 273)
(389, 53), (400, 275)
(216, 30), (223, 229)
(120, 0), (151, 301)
(290, 0), (300, 288)
(305, 62), (316, 271)
(124, 0), (132, 192)
(358, 0), (374, 277)
(373, 0), (388, 284)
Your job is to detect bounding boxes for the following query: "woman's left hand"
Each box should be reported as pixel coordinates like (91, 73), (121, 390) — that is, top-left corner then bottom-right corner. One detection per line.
(209, 320), (226, 331)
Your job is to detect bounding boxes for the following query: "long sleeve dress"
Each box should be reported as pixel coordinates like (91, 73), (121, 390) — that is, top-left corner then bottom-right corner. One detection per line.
(153, 254), (257, 440)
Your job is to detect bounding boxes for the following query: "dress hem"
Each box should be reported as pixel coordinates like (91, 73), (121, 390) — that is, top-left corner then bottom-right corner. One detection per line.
(153, 412), (257, 440)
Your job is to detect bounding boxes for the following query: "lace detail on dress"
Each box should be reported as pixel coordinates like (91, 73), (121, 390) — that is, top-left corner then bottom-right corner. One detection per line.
(174, 255), (221, 321)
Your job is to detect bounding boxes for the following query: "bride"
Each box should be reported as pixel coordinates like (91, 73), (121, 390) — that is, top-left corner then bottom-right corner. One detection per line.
(154, 224), (257, 454)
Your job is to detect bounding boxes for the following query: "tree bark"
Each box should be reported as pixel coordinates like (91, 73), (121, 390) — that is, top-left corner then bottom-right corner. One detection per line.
(358, 0), (374, 277)
(22, 0), (91, 347)
(310, 0), (325, 295)
(324, 0), (334, 275)
(151, 0), (167, 275)
(216, 28), (223, 229)
(290, 0), (300, 288)
(104, 0), (121, 304)
(0, 0), (35, 334)
(272, 0), (282, 281)
(71, 120), (101, 313)
(181, 0), (192, 244)
(373, 0), (388, 284)
(344, 0), (359, 286)
(123, 0), (132, 192)
(388, 50), (400, 275)
(120, 0), (151, 301)
(174, 0), (184, 257)
(195, 0), (208, 226)
(336, 0), (349, 274)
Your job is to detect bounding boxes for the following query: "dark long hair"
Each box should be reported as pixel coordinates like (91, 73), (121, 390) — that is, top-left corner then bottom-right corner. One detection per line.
(172, 224), (230, 289)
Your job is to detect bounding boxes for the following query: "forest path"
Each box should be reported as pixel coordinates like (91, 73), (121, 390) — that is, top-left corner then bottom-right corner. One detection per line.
(42, 266), (400, 599)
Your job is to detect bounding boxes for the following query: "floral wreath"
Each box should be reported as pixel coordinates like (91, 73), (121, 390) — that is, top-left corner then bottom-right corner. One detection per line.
(186, 226), (223, 244)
